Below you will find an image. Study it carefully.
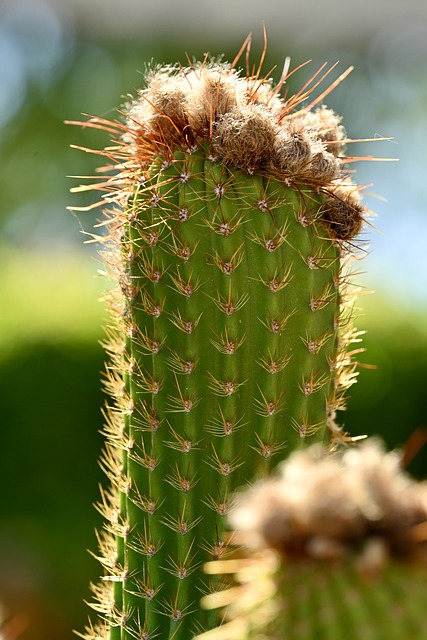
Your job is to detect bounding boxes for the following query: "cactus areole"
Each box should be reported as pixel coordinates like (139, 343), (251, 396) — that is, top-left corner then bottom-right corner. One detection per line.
(71, 43), (366, 640)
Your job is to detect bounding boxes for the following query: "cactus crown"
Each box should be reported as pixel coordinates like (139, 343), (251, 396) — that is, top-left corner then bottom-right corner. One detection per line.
(122, 55), (364, 240)
(70, 39), (370, 640)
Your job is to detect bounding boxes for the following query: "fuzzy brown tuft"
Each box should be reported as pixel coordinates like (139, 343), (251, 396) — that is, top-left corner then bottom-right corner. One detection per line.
(305, 148), (341, 183)
(303, 105), (346, 156)
(129, 70), (191, 143)
(212, 103), (278, 170)
(322, 192), (365, 240)
(185, 67), (245, 135)
(270, 129), (313, 175)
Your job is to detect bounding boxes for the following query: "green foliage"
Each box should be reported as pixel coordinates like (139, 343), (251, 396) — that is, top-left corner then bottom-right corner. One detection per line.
(0, 339), (105, 639)
(0, 249), (107, 639)
(0, 248), (106, 357)
(345, 297), (427, 477)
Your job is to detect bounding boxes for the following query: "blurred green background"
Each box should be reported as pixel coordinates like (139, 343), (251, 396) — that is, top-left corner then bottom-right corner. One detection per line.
(1, 1), (426, 638)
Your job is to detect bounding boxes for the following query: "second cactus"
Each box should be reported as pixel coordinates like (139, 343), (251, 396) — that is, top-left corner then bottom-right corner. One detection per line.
(77, 48), (365, 640)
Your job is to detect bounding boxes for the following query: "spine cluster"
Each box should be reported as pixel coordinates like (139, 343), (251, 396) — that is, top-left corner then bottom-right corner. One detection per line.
(73, 50), (367, 640)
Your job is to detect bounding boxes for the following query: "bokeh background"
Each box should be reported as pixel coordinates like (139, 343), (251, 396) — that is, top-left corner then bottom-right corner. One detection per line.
(1, 1), (426, 638)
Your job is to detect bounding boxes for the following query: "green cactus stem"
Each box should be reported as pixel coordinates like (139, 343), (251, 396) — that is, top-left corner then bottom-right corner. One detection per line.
(70, 41), (366, 640)
(199, 441), (427, 640)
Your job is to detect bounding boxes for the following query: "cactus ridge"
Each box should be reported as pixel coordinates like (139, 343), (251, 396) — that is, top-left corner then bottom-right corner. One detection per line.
(71, 44), (368, 640)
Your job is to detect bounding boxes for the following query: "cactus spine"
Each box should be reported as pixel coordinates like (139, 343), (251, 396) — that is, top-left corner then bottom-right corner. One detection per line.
(72, 43), (365, 640)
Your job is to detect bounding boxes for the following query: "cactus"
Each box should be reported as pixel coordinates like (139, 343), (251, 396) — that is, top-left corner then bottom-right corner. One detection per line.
(198, 441), (427, 640)
(70, 39), (367, 640)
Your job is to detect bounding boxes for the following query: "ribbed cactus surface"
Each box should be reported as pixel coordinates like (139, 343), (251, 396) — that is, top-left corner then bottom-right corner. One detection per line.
(72, 47), (365, 640)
